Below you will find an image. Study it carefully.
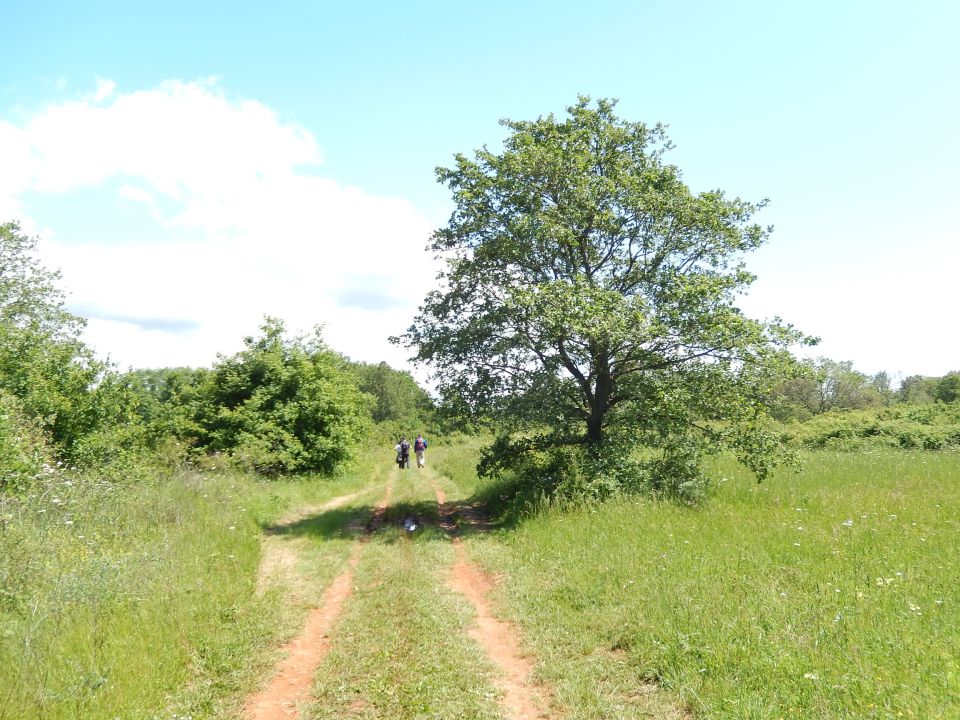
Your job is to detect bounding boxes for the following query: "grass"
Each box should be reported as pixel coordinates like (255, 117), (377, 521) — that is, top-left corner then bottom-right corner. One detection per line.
(432, 443), (960, 719)
(7, 438), (956, 719)
(301, 466), (503, 720)
(0, 452), (381, 720)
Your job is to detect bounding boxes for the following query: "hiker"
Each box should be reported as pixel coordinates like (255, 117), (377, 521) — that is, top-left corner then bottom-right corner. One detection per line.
(413, 433), (428, 469)
(396, 436), (411, 469)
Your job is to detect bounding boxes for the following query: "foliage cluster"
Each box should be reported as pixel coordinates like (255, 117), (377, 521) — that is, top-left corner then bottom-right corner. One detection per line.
(478, 434), (712, 505)
(196, 318), (372, 474)
(348, 360), (435, 443)
(783, 401), (960, 451)
(770, 357), (960, 420)
(0, 221), (143, 478)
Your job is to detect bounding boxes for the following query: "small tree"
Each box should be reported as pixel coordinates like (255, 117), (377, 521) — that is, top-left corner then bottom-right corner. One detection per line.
(397, 98), (810, 491)
(773, 358), (884, 418)
(899, 375), (937, 404)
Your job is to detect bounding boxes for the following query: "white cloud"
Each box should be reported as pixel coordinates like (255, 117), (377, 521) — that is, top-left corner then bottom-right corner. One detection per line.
(3, 79), (438, 373)
(92, 77), (116, 102)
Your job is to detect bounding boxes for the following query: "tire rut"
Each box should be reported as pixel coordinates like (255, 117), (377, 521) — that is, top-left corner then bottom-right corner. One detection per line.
(245, 475), (394, 720)
(435, 485), (552, 720)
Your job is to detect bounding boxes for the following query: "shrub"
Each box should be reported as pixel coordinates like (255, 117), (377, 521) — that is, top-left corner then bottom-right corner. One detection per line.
(199, 318), (371, 474)
(0, 390), (53, 492)
(784, 403), (960, 451)
(479, 433), (708, 504)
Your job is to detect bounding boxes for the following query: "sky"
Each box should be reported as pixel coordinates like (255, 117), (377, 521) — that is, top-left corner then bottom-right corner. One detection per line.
(2, 0), (958, 385)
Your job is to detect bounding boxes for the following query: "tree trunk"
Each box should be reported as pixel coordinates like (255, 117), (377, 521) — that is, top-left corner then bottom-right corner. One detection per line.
(585, 362), (612, 446)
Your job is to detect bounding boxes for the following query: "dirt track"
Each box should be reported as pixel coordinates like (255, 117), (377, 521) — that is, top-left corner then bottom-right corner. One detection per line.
(243, 467), (674, 719)
(245, 482), (393, 719)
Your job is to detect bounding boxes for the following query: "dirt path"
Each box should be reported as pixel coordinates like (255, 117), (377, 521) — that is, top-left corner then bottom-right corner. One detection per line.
(245, 479), (394, 720)
(435, 485), (551, 720)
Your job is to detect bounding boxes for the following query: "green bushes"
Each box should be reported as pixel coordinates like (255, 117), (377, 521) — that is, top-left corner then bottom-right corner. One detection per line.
(0, 390), (52, 492)
(478, 434), (710, 505)
(784, 402), (960, 451)
(198, 318), (371, 474)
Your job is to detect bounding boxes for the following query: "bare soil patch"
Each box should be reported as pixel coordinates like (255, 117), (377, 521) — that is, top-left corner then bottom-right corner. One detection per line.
(245, 544), (362, 720)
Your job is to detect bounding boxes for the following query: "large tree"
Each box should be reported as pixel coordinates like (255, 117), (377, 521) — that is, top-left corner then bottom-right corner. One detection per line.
(398, 98), (810, 482)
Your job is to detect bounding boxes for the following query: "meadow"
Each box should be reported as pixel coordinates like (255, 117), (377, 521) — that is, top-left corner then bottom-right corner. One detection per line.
(0, 455), (378, 720)
(2, 439), (957, 719)
(434, 442), (960, 719)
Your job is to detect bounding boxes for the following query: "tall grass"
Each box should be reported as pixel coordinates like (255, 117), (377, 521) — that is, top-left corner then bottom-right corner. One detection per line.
(435, 444), (960, 718)
(0, 455), (377, 719)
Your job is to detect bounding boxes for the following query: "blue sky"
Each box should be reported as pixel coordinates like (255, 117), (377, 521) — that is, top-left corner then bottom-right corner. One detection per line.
(2, 0), (958, 381)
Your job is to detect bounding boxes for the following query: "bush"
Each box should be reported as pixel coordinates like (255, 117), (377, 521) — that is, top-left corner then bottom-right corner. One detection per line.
(784, 403), (960, 451)
(199, 318), (371, 474)
(0, 390), (53, 492)
(479, 433), (708, 505)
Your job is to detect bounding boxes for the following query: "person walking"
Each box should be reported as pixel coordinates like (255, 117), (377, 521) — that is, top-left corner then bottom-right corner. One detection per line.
(397, 436), (411, 469)
(413, 433), (428, 469)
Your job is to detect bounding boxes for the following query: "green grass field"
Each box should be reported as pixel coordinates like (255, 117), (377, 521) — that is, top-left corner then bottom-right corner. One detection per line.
(434, 444), (960, 719)
(3, 441), (957, 719)
(0, 455), (379, 720)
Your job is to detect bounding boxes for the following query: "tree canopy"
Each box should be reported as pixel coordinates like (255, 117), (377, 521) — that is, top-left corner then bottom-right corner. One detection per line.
(399, 98), (810, 488)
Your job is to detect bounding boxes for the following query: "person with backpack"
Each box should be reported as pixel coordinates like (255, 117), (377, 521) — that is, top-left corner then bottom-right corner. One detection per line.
(396, 436), (411, 469)
(413, 433), (428, 469)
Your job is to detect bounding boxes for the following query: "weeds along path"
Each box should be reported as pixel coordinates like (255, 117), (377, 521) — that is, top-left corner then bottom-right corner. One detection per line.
(434, 482), (551, 720)
(245, 473), (395, 720)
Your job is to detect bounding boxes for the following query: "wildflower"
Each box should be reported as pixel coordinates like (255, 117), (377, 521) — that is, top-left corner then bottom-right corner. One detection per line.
(64, 520), (73, 525)
(842, 519), (853, 527)
(793, 542), (801, 547)
(803, 673), (819, 681)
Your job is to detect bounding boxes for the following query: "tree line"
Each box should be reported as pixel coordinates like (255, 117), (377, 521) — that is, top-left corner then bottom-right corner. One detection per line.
(0, 221), (433, 492)
(770, 358), (959, 420)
